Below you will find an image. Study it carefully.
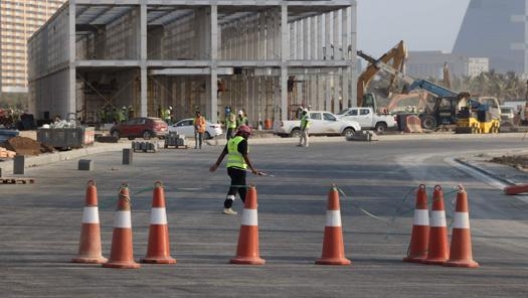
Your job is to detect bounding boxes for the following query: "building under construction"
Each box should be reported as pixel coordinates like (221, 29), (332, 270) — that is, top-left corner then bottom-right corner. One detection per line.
(28, 0), (357, 126)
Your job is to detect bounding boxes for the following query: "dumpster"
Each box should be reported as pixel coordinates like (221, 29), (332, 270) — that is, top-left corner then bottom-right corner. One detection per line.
(37, 127), (95, 149)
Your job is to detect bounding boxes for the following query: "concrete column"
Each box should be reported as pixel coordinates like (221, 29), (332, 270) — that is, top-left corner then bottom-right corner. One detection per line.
(209, 5), (218, 123)
(280, 5), (289, 121)
(350, 4), (358, 106)
(140, 2), (148, 117)
(68, 2), (77, 117)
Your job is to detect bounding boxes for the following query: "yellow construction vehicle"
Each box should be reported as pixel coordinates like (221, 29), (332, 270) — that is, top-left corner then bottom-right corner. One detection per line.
(455, 96), (501, 134)
(356, 40), (410, 109)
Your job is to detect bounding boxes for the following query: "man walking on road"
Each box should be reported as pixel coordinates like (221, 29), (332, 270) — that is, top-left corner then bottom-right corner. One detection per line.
(298, 109), (310, 147)
(209, 125), (262, 215)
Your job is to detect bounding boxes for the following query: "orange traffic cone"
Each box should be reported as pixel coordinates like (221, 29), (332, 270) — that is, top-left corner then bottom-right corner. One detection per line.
(230, 185), (265, 265)
(72, 180), (107, 264)
(315, 185), (351, 265)
(403, 184), (430, 263)
(422, 185), (449, 265)
(102, 183), (140, 269)
(504, 183), (528, 195)
(141, 181), (176, 264)
(444, 186), (479, 268)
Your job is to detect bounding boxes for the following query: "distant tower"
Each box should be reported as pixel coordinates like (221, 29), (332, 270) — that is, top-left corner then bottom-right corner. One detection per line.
(453, 0), (526, 74)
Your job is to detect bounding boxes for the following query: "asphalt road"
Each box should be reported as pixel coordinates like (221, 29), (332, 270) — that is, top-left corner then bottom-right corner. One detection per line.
(2, 134), (528, 297)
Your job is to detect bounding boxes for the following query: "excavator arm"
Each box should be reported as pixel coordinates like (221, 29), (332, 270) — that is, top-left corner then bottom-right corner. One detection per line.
(357, 40), (409, 107)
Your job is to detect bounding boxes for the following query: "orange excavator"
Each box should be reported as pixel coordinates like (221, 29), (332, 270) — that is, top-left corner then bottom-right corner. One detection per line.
(356, 40), (411, 109)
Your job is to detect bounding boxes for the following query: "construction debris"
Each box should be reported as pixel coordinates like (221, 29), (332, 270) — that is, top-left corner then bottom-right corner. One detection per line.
(0, 147), (16, 158)
(0, 136), (55, 156)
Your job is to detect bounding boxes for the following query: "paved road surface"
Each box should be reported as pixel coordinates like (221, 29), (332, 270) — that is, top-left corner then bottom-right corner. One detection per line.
(1, 133), (528, 297)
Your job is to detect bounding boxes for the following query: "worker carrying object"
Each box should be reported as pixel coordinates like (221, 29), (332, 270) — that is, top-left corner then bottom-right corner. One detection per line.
(209, 125), (263, 215)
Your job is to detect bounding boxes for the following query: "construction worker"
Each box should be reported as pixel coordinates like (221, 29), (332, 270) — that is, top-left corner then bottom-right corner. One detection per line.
(297, 109), (310, 147)
(209, 125), (263, 215)
(225, 107), (237, 140)
(236, 110), (249, 128)
(164, 106), (173, 124)
(193, 111), (206, 149)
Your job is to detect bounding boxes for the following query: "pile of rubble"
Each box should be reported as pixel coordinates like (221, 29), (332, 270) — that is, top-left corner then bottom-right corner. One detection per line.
(0, 136), (55, 157)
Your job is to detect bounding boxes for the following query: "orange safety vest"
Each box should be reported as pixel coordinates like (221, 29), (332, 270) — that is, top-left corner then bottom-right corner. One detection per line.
(194, 116), (206, 133)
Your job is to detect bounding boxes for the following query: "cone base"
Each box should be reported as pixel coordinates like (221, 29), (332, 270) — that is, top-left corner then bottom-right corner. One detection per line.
(72, 256), (107, 264)
(230, 257), (265, 265)
(403, 256), (426, 263)
(102, 261), (141, 269)
(315, 258), (351, 266)
(444, 259), (479, 268)
(140, 257), (177, 264)
(422, 258), (448, 265)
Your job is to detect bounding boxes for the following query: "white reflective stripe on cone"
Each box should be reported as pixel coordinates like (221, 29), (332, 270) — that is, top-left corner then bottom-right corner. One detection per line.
(82, 206), (100, 224)
(241, 209), (258, 226)
(150, 207), (168, 225)
(430, 210), (446, 227)
(114, 211), (132, 228)
(413, 209), (429, 226)
(453, 212), (470, 229)
(326, 210), (342, 227)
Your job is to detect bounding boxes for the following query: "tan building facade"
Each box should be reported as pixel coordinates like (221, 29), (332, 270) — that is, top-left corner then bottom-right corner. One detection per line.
(0, 0), (65, 94)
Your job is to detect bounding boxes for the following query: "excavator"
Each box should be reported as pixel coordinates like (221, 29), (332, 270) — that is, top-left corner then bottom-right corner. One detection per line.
(356, 40), (411, 110)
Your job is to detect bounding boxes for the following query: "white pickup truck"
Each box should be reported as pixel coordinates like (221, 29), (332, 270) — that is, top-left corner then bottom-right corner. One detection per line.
(274, 110), (362, 138)
(336, 107), (396, 133)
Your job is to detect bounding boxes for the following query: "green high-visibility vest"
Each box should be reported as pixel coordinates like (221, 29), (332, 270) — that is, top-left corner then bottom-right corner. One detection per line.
(301, 114), (310, 129)
(226, 136), (247, 169)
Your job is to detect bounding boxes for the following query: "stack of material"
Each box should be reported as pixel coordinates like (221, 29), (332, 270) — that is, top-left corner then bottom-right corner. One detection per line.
(0, 146), (16, 158)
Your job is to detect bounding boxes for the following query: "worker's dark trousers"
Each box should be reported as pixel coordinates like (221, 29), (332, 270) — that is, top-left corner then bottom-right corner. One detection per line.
(224, 167), (247, 209)
(226, 128), (235, 140)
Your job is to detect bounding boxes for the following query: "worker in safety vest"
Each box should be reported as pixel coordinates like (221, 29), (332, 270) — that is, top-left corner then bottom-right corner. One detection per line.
(209, 125), (263, 215)
(236, 110), (249, 128)
(193, 111), (206, 149)
(225, 107), (237, 140)
(297, 109), (310, 147)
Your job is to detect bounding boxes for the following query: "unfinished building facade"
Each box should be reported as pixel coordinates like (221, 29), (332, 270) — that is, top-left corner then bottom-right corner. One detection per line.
(28, 0), (357, 127)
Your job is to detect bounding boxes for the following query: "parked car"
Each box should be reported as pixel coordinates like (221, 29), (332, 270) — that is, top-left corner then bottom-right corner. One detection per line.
(500, 106), (515, 126)
(110, 117), (168, 140)
(169, 118), (223, 139)
(274, 110), (361, 137)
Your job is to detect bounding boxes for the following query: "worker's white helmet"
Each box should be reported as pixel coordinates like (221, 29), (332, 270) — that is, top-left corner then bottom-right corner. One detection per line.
(238, 110), (244, 115)
(169, 106), (173, 110)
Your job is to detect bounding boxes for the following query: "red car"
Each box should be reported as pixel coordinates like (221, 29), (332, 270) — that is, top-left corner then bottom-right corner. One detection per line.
(110, 117), (168, 140)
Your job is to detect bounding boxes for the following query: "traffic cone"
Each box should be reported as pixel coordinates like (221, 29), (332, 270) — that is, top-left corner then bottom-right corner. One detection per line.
(422, 185), (449, 265)
(444, 186), (479, 268)
(503, 183), (528, 195)
(230, 185), (265, 265)
(315, 185), (351, 265)
(403, 184), (430, 263)
(102, 183), (140, 269)
(140, 181), (176, 264)
(72, 180), (107, 264)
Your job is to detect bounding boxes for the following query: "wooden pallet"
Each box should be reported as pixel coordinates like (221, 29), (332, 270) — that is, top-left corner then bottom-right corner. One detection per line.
(0, 177), (36, 184)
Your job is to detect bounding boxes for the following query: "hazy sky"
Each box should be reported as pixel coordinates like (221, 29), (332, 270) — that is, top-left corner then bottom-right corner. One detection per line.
(357, 0), (471, 57)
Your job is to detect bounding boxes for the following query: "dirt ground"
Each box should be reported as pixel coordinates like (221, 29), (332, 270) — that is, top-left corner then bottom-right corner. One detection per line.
(489, 155), (528, 169)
